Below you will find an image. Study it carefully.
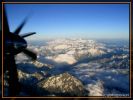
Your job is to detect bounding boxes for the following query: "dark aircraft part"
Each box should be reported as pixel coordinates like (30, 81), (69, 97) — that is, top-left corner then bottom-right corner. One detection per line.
(23, 49), (37, 60)
(5, 32), (27, 55)
(5, 54), (21, 96)
(3, 5), (10, 34)
(21, 32), (36, 38)
(3, 5), (37, 96)
(14, 17), (27, 35)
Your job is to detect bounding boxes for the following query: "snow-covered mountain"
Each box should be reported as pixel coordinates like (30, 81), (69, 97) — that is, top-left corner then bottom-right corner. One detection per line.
(3, 38), (129, 97)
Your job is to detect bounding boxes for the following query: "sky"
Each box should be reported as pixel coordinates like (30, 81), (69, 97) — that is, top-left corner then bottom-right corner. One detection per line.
(5, 4), (129, 40)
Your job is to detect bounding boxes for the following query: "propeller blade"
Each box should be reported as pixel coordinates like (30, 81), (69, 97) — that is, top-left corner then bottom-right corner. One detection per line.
(14, 16), (28, 35)
(3, 5), (10, 34)
(23, 49), (37, 60)
(20, 32), (36, 38)
(5, 54), (20, 96)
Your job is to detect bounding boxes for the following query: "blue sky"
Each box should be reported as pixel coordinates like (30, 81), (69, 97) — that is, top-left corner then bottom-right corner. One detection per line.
(5, 4), (129, 40)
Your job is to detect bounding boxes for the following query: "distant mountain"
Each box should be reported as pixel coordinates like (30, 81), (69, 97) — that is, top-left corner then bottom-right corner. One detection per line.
(3, 38), (129, 97)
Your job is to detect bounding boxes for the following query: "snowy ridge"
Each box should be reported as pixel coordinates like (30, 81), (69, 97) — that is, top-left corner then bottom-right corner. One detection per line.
(3, 38), (129, 97)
